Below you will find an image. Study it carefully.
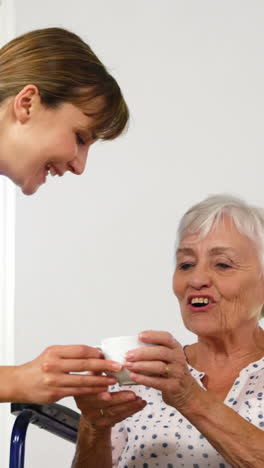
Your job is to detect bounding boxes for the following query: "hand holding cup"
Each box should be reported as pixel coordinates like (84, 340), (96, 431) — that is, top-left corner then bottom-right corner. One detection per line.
(100, 335), (153, 385)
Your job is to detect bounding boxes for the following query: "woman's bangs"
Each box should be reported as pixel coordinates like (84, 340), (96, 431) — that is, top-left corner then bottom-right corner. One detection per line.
(73, 84), (129, 141)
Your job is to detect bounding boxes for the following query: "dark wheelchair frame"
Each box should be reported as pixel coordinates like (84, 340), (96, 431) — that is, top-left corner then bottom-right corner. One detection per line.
(9, 402), (80, 468)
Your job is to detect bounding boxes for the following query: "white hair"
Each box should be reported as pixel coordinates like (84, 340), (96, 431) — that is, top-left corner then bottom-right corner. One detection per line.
(176, 194), (264, 273)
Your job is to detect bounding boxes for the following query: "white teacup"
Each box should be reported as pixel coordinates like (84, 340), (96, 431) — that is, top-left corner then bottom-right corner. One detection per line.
(100, 335), (151, 385)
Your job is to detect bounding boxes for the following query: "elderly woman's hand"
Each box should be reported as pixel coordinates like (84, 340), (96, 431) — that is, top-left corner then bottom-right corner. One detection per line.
(12, 345), (122, 404)
(75, 391), (147, 430)
(124, 330), (199, 410)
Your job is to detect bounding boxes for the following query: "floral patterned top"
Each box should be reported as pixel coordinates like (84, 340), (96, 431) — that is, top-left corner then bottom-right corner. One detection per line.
(111, 356), (264, 467)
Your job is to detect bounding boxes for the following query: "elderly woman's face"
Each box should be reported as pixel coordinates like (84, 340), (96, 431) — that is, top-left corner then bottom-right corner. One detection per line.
(173, 217), (264, 336)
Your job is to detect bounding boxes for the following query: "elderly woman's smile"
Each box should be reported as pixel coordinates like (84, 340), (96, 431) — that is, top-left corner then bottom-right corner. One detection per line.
(187, 294), (216, 311)
(173, 216), (264, 336)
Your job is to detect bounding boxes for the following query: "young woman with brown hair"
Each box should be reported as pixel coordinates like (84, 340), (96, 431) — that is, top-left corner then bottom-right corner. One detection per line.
(0, 27), (129, 403)
(0, 27), (128, 195)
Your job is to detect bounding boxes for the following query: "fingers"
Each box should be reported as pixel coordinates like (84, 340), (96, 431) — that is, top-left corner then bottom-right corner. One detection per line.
(80, 394), (147, 429)
(42, 345), (103, 360)
(75, 390), (137, 407)
(45, 373), (117, 388)
(58, 386), (111, 398)
(104, 391), (137, 407)
(139, 330), (178, 349)
(40, 345), (123, 377)
(97, 397), (146, 424)
(124, 359), (169, 376)
(46, 357), (122, 374)
(19, 346), (122, 405)
(36, 386), (112, 404)
(124, 332), (184, 374)
(128, 368), (198, 411)
(128, 371), (171, 390)
(125, 345), (175, 363)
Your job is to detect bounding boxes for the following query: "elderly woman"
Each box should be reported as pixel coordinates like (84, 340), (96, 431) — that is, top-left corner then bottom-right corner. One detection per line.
(72, 194), (264, 467)
(0, 27), (129, 404)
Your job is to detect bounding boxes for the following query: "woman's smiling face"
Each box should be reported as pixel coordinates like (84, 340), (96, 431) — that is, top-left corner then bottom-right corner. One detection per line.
(12, 101), (97, 195)
(2, 85), (101, 195)
(173, 217), (264, 337)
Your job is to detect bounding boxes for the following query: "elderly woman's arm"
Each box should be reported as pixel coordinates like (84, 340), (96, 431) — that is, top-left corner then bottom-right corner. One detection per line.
(71, 391), (147, 468)
(126, 331), (264, 468)
(71, 418), (112, 468)
(179, 384), (264, 467)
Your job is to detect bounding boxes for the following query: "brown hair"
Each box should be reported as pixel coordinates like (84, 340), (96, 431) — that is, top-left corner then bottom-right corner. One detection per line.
(0, 27), (129, 140)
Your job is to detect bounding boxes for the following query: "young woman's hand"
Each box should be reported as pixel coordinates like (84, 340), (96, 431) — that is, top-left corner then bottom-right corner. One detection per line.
(11, 345), (122, 404)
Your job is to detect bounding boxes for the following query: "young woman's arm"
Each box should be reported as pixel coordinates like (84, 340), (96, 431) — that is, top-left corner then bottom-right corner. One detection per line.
(0, 345), (120, 403)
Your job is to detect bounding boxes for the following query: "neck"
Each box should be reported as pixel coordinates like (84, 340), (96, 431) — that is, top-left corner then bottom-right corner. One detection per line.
(186, 320), (264, 373)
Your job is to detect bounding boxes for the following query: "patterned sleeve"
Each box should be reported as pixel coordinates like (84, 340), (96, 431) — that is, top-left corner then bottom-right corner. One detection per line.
(111, 419), (127, 467)
(107, 384), (128, 466)
(110, 383), (141, 466)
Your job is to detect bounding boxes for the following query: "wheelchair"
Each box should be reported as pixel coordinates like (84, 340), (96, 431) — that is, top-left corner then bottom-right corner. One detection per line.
(9, 402), (80, 468)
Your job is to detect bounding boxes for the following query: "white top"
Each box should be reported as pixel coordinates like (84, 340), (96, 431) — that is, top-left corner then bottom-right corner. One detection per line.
(111, 356), (264, 467)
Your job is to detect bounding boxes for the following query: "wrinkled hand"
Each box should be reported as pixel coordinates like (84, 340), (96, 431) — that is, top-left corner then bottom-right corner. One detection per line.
(13, 345), (122, 404)
(75, 390), (147, 430)
(124, 330), (198, 410)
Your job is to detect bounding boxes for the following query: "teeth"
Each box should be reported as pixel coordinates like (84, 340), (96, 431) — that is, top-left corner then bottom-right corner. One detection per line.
(49, 166), (57, 176)
(191, 297), (209, 305)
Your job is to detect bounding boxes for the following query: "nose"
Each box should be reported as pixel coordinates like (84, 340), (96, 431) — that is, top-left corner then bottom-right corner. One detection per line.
(188, 265), (213, 290)
(68, 147), (89, 175)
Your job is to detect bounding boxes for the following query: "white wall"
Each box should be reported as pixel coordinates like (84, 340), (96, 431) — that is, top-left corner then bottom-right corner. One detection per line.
(0, 2), (16, 466)
(13, 1), (264, 467)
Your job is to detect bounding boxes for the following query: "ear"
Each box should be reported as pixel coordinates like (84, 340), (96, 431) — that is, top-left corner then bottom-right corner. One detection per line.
(13, 84), (40, 123)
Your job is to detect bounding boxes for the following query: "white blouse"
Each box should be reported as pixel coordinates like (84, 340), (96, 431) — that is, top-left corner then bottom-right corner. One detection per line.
(111, 356), (264, 467)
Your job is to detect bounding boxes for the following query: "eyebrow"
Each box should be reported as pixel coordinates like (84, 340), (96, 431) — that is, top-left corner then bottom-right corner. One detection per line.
(84, 112), (99, 117)
(176, 247), (237, 256)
